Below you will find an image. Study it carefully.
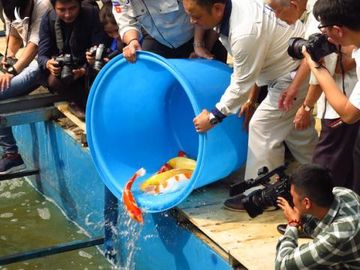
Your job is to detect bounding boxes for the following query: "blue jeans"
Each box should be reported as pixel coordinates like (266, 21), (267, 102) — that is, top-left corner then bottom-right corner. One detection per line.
(0, 60), (41, 154)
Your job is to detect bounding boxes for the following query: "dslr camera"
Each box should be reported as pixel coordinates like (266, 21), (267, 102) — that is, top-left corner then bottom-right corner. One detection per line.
(229, 165), (292, 218)
(54, 54), (79, 81)
(0, 53), (18, 74)
(288, 33), (338, 62)
(88, 44), (121, 72)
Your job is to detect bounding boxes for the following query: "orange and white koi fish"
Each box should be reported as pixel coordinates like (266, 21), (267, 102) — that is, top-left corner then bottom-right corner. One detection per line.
(140, 168), (193, 194)
(122, 168), (146, 224)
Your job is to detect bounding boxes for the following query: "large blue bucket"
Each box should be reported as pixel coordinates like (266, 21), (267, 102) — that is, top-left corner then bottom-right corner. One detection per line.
(86, 51), (248, 212)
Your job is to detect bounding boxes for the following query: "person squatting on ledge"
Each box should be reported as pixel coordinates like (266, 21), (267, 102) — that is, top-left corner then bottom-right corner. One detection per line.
(0, 0), (52, 174)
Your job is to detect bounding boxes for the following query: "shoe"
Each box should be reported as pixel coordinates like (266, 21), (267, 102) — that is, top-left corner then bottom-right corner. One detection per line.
(276, 224), (312, 238)
(69, 102), (85, 121)
(224, 194), (247, 211)
(0, 153), (26, 175)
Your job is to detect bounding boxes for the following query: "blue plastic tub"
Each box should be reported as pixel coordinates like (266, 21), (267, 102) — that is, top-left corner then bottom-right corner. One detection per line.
(86, 51), (248, 212)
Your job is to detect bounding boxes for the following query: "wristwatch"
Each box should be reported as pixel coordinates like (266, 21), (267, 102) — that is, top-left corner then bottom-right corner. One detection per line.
(6, 66), (18, 76)
(209, 112), (220, 126)
(302, 103), (313, 112)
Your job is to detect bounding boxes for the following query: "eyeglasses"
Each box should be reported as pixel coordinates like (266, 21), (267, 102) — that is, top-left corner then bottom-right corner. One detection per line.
(317, 23), (335, 31)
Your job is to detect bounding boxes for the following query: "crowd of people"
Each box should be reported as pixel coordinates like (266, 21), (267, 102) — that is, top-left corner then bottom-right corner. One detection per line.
(1, 0), (360, 268)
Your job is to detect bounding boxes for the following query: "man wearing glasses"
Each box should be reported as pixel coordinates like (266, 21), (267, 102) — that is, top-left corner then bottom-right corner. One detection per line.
(302, 0), (360, 194)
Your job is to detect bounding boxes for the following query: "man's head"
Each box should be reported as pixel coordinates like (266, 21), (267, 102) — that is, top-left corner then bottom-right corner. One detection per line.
(51, 0), (81, 24)
(268, 0), (307, 25)
(290, 164), (334, 216)
(183, 0), (226, 29)
(313, 0), (360, 46)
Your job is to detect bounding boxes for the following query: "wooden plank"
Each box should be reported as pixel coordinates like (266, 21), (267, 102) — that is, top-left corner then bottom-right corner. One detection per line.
(178, 183), (310, 270)
(55, 102), (86, 132)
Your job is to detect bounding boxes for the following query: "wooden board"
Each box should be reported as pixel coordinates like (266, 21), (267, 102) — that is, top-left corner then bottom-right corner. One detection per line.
(178, 183), (310, 270)
(55, 102), (86, 132)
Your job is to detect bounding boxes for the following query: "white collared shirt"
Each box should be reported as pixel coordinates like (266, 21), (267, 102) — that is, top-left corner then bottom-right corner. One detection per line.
(4, 0), (52, 46)
(349, 48), (360, 110)
(215, 0), (304, 115)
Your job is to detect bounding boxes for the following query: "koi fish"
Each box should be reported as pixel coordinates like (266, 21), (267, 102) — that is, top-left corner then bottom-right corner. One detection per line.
(140, 168), (193, 194)
(122, 168), (146, 224)
(167, 157), (196, 170)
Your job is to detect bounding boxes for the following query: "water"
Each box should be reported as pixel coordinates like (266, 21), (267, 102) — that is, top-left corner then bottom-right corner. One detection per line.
(0, 178), (112, 270)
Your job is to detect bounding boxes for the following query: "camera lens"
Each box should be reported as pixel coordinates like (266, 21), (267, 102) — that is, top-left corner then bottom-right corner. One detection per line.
(287, 37), (307, 60)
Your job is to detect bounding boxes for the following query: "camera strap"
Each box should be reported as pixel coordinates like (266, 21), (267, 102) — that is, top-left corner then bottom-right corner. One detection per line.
(322, 45), (346, 119)
(54, 16), (65, 55)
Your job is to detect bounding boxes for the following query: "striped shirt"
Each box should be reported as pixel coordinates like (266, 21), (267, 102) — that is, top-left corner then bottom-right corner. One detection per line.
(275, 187), (360, 269)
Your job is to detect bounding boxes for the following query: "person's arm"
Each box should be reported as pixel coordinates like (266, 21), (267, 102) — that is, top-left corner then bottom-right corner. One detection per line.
(191, 26), (215, 60)
(293, 84), (321, 130)
(12, 42), (38, 74)
(303, 48), (360, 124)
(112, 3), (142, 62)
(37, 11), (53, 72)
(278, 59), (310, 111)
(193, 36), (260, 132)
(239, 84), (260, 130)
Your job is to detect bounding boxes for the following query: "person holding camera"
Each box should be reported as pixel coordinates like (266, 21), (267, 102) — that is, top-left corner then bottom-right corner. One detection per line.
(276, 0), (360, 194)
(85, 2), (123, 78)
(299, 0), (360, 194)
(185, 0), (318, 185)
(275, 164), (360, 269)
(112, 0), (227, 63)
(0, 0), (52, 174)
(37, 0), (106, 120)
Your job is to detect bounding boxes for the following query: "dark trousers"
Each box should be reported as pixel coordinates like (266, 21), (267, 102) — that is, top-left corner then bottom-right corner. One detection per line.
(313, 119), (359, 192)
(141, 31), (227, 63)
(48, 74), (88, 110)
(353, 126), (360, 195)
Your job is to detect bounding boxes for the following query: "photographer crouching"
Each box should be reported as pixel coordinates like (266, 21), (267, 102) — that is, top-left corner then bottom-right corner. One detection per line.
(275, 164), (360, 269)
(37, 0), (106, 120)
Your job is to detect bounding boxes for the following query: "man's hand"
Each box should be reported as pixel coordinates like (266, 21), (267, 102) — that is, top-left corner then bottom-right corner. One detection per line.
(0, 73), (14, 92)
(122, 39), (142, 63)
(293, 105), (311, 130)
(72, 67), (86, 80)
(239, 100), (256, 131)
(86, 51), (95, 66)
(277, 197), (301, 223)
(193, 109), (213, 133)
(46, 58), (61, 77)
(190, 46), (214, 60)
(278, 86), (298, 112)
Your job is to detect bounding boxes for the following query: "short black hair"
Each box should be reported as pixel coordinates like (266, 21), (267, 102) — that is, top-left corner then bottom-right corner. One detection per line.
(191, 0), (227, 10)
(1, 0), (32, 21)
(313, 0), (360, 31)
(290, 164), (334, 208)
(50, 0), (82, 7)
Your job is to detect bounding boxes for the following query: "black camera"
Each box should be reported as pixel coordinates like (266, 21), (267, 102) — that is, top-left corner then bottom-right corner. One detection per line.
(54, 54), (79, 81)
(0, 53), (18, 74)
(288, 33), (338, 62)
(88, 44), (121, 72)
(229, 165), (292, 218)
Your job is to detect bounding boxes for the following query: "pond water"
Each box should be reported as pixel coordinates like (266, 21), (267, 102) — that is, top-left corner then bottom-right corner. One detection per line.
(0, 178), (112, 270)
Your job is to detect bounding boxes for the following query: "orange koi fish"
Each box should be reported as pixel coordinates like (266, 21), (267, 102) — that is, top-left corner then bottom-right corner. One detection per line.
(122, 168), (146, 224)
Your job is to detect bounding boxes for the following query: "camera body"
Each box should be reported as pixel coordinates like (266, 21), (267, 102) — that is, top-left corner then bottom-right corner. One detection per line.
(229, 165), (292, 218)
(0, 53), (18, 74)
(88, 44), (121, 72)
(288, 33), (338, 62)
(54, 54), (79, 81)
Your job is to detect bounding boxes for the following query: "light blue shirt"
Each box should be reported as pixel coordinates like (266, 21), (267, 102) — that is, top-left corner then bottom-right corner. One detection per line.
(112, 0), (193, 48)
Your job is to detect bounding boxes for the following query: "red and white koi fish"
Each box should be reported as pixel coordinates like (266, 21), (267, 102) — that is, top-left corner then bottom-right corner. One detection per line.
(122, 168), (146, 224)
